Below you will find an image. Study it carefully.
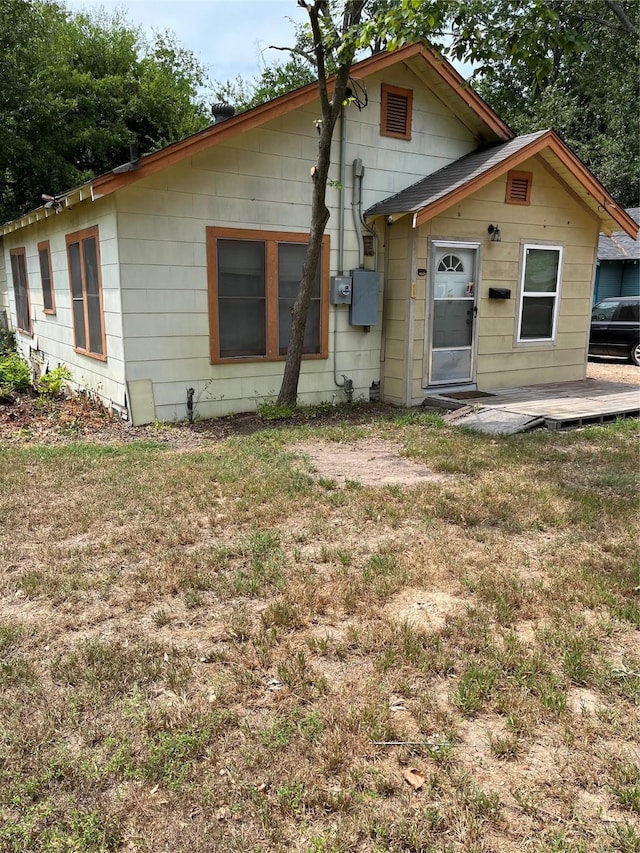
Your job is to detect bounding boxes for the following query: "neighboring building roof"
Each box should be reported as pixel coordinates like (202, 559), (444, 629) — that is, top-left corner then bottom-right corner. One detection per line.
(365, 130), (639, 240)
(598, 208), (640, 261)
(0, 41), (512, 237)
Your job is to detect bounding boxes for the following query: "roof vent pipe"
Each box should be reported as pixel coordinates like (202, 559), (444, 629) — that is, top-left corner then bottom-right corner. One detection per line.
(211, 102), (235, 123)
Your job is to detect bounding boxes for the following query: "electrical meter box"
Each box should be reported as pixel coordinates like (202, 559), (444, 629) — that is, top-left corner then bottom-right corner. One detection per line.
(349, 269), (379, 326)
(330, 275), (352, 304)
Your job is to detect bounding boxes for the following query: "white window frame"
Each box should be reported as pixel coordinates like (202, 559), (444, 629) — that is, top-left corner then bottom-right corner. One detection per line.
(516, 244), (563, 344)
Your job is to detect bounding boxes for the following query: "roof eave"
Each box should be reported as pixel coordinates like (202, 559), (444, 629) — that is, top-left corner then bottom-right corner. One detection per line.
(371, 131), (637, 240)
(91, 41), (512, 199)
(0, 185), (91, 237)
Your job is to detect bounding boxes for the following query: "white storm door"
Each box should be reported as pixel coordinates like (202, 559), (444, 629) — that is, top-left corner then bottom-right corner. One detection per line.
(427, 245), (478, 386)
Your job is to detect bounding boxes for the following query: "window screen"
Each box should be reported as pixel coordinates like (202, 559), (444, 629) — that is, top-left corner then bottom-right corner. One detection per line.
(10, 249), (31, 333)
(38, 242), (55, 313)
(66, 227), (105, 358)
(518, 246), (562, 341)
(207, 228), (328, 363)
(217, 240), (266, 358)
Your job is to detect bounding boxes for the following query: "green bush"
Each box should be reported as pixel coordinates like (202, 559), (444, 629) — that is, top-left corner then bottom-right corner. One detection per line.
(0, 350), (31, 396)
(38, 365), (72, 398)
(0, 328), (17, 356)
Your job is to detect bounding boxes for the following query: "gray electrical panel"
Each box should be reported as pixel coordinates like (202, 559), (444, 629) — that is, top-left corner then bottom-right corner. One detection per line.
(349, 269), (379, 326)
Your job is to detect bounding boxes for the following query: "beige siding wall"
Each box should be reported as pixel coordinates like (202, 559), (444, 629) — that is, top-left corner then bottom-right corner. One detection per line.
(0, 242), (8, 327)
(116, 64), (478, 421)
(401, 155), (599, 402)
(381, 218), (412, 404)
(1, 198), (126, 408)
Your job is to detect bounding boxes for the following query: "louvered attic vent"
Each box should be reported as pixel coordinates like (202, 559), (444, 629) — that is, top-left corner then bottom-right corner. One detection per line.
(381, 83), (413, 140)
(506, 170), (533, 204)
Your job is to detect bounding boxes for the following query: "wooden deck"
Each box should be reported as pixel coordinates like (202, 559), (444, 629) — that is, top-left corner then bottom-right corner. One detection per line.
(431, 378), (640, 432)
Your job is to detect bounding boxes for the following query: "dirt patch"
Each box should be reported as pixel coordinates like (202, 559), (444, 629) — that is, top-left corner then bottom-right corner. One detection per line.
(386, 588), (465, 631)
(295, 439), (452, 488)
(0, 392), (400, 447)
(567, 688), (604, 715)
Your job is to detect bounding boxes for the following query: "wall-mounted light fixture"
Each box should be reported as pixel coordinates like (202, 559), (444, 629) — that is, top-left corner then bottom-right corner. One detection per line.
(487, 224), (501, 242)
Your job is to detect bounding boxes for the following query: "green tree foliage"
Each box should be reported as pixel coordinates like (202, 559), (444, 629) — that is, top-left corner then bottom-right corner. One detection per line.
(268, 0), (638, 406)
(449, 0), (640, 207)
(276, 0), (454, 407)
(214, 24), (318, 112)
(0, 0), (209, 223)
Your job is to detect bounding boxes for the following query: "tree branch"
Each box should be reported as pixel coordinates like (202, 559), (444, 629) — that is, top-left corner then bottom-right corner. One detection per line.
(306, 1), (330, 115)
(574, 11), (638, 37)
(603, 0), (640, 39)
(268, 44), (317, 67)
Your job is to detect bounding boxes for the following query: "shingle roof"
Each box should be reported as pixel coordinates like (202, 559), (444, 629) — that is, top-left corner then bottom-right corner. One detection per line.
(365, 131), (548, 219)
(598, 208), (640, 261)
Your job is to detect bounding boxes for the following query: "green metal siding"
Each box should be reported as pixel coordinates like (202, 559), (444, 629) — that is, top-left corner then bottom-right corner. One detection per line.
(594, 261), (622, 302)
(621, 261), (640, 297)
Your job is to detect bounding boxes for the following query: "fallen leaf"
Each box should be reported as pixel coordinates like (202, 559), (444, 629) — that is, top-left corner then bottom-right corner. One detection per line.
(403, 767), (426, 790)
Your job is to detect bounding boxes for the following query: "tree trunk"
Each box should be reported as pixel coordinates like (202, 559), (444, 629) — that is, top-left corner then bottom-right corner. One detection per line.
(276, 1), (364, 407)
(276, 118), (334, 406)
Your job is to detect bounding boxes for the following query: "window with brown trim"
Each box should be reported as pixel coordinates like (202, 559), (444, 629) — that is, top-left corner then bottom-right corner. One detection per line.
(206, 227), (329, 363)
(66, 226), (106, 359)
(38, 240), (56, 314)
(380, 83), (413, 140)
(506, 170), (533, 205)
(9, 247), (32, 334)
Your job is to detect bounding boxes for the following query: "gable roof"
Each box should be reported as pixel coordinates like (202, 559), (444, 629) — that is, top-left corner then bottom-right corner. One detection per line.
(1, 41), (512, 236)
(365, 130), (638, 239)
(598, 208), (640, 260)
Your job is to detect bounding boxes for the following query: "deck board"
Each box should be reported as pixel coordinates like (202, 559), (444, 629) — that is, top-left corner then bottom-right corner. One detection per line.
(432, 379), (640, 432)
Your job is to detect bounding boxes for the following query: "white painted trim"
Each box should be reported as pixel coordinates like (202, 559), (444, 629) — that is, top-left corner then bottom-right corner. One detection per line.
(515, 243), (564, 345)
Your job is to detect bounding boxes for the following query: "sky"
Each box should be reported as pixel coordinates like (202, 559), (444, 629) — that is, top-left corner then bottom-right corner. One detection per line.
(64, 0), (312, 86)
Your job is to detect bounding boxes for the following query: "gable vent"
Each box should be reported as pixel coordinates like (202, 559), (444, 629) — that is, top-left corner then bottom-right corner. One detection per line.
(381, 84), (413, 140)
(506, 170), (533, 204)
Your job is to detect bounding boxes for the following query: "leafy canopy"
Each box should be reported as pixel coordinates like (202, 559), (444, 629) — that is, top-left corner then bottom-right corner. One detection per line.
(215, 0), (638, 208)
(0, 0), (210, 223)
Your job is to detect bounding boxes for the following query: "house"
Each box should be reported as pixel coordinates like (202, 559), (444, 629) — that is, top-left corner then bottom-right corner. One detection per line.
(0, 42), (637, 423)
(593, 207), (640, 303)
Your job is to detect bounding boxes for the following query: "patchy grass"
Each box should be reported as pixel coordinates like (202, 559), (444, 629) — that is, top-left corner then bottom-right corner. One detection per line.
(0, 413), (639, 852)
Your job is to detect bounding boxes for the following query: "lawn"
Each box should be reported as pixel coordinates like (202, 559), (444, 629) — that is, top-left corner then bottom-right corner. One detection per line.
(0, 408), (639, 852)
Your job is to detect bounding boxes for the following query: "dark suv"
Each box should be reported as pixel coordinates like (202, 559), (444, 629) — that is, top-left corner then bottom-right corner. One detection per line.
(589, 296), (640, 366)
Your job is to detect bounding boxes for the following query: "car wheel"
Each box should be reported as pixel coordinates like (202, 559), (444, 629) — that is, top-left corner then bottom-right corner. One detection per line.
(631, 342), (640, 367)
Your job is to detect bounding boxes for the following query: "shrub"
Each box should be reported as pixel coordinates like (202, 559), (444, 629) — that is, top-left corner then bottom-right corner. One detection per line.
(0, 328), (17, 356)
(38, 365), (72, 398)
(0, 350), (31, 396)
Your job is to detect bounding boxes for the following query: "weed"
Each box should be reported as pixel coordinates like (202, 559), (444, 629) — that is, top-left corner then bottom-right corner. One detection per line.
(143, 728), (210, 790)
(454, 664), (497, 715)
(610, 762), (640, 813)
(261, 599), (303, 630)
(489, 732), (521, 760)
(257, 398), (297, 420)
(318, 476), (338, 490)
(38, 365), (72, 398)
(609, 821), (640, 853)
(363, 547), (406, 600)
(277, 651), (327, 696)
(277, 779), (305, 812)
(562, 635), (596, 686)
(152, 608), (171, 628)
(50, 638), (190, 697)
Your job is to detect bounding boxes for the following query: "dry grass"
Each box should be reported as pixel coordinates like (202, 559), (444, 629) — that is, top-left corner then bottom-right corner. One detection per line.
(1, 409), (639, 853)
